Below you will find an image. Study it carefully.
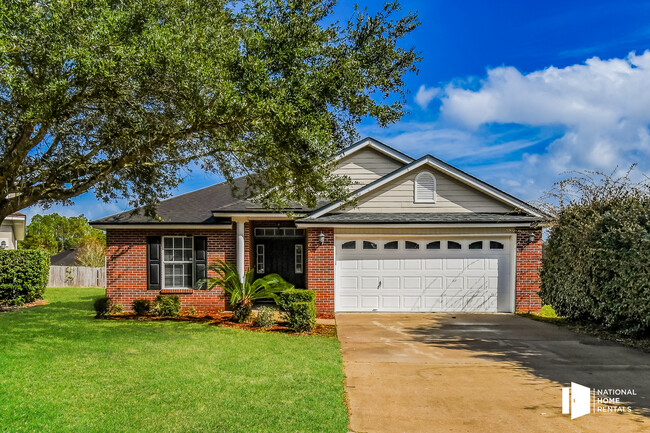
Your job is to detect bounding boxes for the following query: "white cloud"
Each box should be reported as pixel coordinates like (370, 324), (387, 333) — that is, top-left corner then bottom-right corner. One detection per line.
(440, 51), (650, 175)
(414, 84), (439, 110)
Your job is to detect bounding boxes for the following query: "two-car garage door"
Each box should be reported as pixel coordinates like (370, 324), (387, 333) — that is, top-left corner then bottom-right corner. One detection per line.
(335, 237), (513, 313)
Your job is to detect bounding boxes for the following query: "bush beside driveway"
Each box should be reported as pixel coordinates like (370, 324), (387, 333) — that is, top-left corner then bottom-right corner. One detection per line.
(0, 287), (348, 433)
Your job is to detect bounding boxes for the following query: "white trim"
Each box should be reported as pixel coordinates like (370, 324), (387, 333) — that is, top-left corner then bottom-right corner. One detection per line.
(413, 171), (437, 203)
(3, 216), (26, 221)
(294, 244), (304, 274)
(236, 221), (245, 283)
(211, 213), (295, 219)
(93, 224), (233, 230)
(335, 137), (413, 165)
(256, 244), (265, 274)
(296, 222), (535, 229)
(161, 236), (194, 290)
(310, 156), (544, 219)
(334, 233), (513, 240)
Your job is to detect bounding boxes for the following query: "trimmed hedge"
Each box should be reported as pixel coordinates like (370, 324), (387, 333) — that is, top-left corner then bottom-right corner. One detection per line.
(132, 299), (151, 316)
(287, 302), (316, 332)
(540, 197), (650, 335)
(274, 289), (316, 312)
(0, 249), (50, 305)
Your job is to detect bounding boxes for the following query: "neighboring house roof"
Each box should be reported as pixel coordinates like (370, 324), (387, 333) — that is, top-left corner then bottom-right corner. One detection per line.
(51, 249), (80, 266)
(297, 212), (542, 225)
(91, 137), (548, 227)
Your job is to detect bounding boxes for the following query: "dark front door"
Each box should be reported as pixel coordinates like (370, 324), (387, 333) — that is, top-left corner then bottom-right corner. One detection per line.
(255, 238), (305, 287)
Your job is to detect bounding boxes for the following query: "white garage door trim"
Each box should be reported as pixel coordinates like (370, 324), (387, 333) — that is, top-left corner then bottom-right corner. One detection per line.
(334, 234), (516, 313)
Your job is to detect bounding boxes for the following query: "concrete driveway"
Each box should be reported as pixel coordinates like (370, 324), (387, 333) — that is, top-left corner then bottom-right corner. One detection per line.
(337, 313), (649, 433)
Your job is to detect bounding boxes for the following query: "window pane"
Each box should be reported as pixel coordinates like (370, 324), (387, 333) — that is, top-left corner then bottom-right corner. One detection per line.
(164, 250), (173, 261)
(448, 241), (461, 250)
(405, 241), (419, 250)
(164, 238), (173, 248)
(183, 250), (193, 261)
(363, 241), (377, 250)
(490, 241), (504, 249)
(384, 241), (398, 250)
(426, 241), (440, 250)
(174, 238), (182, 249)
(184, 237), (192, 249)
(342, 241), (356, 250)
(469, 241), (483, 250)
(174, 250), (183, 261)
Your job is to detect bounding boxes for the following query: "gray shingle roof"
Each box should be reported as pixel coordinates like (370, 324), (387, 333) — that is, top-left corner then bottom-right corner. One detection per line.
(91, 177), (318, 225)
(297, 212), (543, 224)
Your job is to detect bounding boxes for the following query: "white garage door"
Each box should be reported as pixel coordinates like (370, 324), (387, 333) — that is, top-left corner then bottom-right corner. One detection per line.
(335, 238), (513, 313)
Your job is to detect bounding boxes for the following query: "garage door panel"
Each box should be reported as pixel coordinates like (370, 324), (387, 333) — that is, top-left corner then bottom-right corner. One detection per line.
(383, 276), (401, 290)
(361, 296), (380, 309)
(335, 238), (511, 313)
(403, 276), (422, 290)
(382, 296), (400, 309)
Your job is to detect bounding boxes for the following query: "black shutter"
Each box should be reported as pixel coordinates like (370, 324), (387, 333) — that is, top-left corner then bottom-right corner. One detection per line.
(147, 236), (162, 290)
(194, 236), (207, 286)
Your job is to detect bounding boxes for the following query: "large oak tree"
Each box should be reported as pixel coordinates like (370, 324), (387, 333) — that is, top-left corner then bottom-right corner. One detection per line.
(0, 0), (419, 222)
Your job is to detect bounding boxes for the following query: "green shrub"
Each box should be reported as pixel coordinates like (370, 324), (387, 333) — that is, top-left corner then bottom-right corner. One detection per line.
(541, 196), (650, 335)
(253, 306), (277, 328)
(286, 302), (316, 332)
(0, 249), (49, 305)
(110, 303), (124, 314)
(232, 302), (252, 323)
(94, 296), (111, 317)
(187, 306), (197, 316)
(539, 305), (558, 318)
(274, 289), (316, 312)
(152, 295), (181, 317)
(132, 299), (151, 316)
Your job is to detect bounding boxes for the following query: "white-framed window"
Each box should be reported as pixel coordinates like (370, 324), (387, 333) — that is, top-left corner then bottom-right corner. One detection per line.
(256, 244), (265, 273)
(162, 236), (193, 289)
(294, 244), (303, 274)
(414, 171), (436, 203)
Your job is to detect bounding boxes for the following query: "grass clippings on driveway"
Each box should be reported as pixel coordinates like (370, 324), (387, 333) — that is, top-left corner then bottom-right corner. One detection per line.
(0, 287), (348, 433)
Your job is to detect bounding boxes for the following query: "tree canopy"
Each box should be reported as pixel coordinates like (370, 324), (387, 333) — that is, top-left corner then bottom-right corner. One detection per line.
(20, 213), (106, 254)
(0, 0), (420, 222)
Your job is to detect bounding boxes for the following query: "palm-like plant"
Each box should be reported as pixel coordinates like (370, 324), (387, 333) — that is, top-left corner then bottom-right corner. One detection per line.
(196, 259), (293, 323)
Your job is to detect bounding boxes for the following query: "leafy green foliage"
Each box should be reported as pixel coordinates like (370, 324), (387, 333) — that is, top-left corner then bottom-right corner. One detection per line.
(0, 249), (49, 305)
(274, 288), (316, 311)
(540, 168), (650, 336)
(253, 306), (277, 328)
(287, 302), (316, 332)
(197, 260), (293, 323)
(93, 296), (111, 317)
(76, 237), (106, 267)
(109, 302), (124, 314)
(132, 299), (151, 316)
(0, 0), (420, 220)
(20, 213), (105, 254)
(152, 295), (181, 317)
(539, 305), (558, 318)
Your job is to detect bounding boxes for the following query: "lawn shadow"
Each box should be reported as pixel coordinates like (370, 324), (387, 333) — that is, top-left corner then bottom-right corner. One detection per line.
(403, 314), (650, 420)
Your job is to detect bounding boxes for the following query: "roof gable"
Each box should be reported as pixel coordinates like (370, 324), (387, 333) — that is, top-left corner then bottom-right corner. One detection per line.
(309, 155), (546, 218)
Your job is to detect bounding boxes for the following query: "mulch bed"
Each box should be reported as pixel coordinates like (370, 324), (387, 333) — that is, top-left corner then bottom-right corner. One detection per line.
(103, 312), (337, 337)
(0, 299), (49, 313)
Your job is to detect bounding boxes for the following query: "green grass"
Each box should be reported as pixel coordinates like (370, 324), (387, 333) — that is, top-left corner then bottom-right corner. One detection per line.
(0, 287), (348, 433)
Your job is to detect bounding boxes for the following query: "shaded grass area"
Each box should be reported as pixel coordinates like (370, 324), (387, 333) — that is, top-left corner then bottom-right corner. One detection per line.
(519, 311), (650, 353)
(0, 287), (348, 433)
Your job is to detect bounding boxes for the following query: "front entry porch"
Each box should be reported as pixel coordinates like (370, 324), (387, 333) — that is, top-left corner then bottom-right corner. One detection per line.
(252, 225), (305, 287)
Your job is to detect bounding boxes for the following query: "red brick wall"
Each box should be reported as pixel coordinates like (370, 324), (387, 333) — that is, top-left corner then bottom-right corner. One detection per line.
(106, 229), (236, 313)
(515, 228), (543, 312)
(306, 228), (335, 316)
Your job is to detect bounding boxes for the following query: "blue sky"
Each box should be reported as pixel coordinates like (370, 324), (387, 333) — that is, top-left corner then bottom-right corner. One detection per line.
(25, 0), (650, 222)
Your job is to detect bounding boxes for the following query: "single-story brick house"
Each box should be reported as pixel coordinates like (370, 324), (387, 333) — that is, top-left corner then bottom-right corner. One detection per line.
(91, 137), (546, 316)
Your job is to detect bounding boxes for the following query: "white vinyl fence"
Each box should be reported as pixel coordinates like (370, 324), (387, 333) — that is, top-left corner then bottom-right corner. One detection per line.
(48, 266), (106, 288)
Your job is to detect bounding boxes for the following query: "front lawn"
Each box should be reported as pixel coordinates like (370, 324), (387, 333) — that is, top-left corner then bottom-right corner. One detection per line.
(0, 287), (348, 433)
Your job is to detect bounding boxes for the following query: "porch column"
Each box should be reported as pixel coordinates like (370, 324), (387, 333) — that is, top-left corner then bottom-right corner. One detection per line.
(234, 218), (246, 282)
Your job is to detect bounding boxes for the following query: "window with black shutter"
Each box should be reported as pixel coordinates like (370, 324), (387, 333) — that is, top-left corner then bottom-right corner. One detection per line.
(147, 236), (162, 290)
